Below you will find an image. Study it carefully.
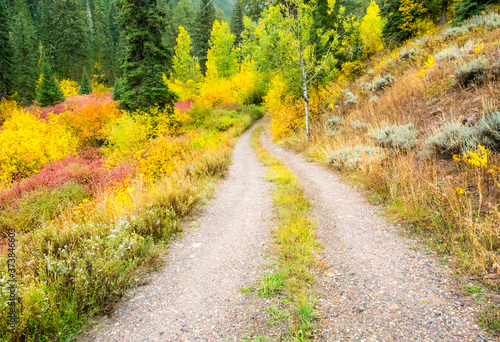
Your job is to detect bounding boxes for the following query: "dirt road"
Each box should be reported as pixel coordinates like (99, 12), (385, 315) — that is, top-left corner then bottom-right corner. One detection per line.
(261, 130), (489, 341)
(89, 125), (272, 341)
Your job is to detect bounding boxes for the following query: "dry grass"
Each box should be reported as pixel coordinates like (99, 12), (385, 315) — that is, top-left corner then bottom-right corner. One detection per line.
(278, 18), (500, 285)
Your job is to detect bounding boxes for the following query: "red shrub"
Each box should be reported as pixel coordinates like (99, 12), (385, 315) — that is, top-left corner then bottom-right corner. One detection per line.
(175, 99), (193, 114)
(0, 149), (136, 207)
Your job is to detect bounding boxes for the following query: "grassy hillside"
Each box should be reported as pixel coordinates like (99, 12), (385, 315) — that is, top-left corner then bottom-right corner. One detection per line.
(280, 12), (500, 294)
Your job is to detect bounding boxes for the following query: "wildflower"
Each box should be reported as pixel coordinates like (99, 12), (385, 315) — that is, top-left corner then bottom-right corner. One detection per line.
(456, 187), (465, 195)
(475, 43), (484, 55)
(466, 145), (488, 168)
(453, 154), (461, 162)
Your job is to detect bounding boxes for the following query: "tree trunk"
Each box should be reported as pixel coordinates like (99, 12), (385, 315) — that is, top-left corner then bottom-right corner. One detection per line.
(439, 1), (448, 25)
(300, 53), (309, 138)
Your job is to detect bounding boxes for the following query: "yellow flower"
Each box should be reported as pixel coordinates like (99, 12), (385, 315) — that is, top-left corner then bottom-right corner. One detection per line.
(475, 43), (484, 55)
(456, 187), (465, 195)
(453, 154), (461, 162)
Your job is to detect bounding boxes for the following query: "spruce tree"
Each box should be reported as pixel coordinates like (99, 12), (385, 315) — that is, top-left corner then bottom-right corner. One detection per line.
(78, 66), (92, 94)
(193, 0), (216, 75)
(230, 0), (244, 46)
(0, 0), (13, 98)
(112, 77), (123, 101)
(12, 0), (39, 105)
(50, 0), (92, 80)
(173, 0), (195, 37)
(94, 0), (117, 84)
(37, 61), (64, 107)
(117, 0), (177, 112)
(381, 0), (411, 48)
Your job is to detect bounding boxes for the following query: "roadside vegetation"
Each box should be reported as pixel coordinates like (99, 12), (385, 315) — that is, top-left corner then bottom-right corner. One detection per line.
(247, 127), (319, 341)
(270, 10), (500, 333)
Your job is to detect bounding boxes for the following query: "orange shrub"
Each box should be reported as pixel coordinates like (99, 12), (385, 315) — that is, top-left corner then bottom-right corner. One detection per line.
(62, 98), (122, 147)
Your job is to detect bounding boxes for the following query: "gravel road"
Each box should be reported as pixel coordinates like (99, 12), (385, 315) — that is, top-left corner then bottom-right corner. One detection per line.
(261, 130), (491, 341)
(87, 125), (273, 342)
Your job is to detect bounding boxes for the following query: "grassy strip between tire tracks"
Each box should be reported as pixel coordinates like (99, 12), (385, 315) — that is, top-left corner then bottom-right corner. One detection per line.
(248, 126), (320, 341)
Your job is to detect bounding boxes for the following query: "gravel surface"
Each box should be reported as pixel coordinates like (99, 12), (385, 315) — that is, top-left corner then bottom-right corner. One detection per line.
(87, 126), (273, 342)
(261, 130), (491, 342)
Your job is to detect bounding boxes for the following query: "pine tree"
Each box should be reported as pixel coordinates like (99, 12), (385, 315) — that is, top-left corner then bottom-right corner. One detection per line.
(206, 20), (238, 79)
(112, 77), (123, 101)
(117, 0), (177, 112)
(173, 0), (195, 37)
(381, 0), (411, 48)
(37, 61), (64, 107)
(360, 1), (385, 56)
(12, 0), (39, 105)
(94, 0), (117, 84)
(230, 0), (244, 46)
(50, 0), (92, 80)
(0, 0), (13, 98)
(193, 0), (216, 75)
(173, 26), (198, 82)
(453, 0), (496, 24)
(79, 66), (92, 94)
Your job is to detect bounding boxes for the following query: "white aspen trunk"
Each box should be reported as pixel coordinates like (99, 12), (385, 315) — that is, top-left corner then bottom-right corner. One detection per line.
(301, 62), (310, 138)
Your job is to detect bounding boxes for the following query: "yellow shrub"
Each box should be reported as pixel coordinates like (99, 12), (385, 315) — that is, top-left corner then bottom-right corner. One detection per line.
(0, 109), (78, 184)
(196, 60), (259, 108)
(264, 75), (322, 140)
(0, 98), (19, 123)
(166, 78), (199, 101)
(139, 135), (191, 181)
(58, 79), (79, 97)
(103, 114), (149, 167)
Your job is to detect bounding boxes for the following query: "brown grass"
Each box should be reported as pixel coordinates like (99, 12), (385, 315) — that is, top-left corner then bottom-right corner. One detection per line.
(277, 22), (500, 285)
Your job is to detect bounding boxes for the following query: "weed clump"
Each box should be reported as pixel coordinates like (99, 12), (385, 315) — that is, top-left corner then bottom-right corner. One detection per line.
(371, 74), (395, 93)
(400, 48), (418, 61)
(369, 95), (380, 103)
(476, 111), (500, 151)
(423, 122), (478, 159)
(372, 123), (417, 150)
(454, 57), (490, 87)
(351, 120), (368, 132)
(440, 26), (470, 38)
(344, 91), (358, 106)
(327, 145), (384, 169)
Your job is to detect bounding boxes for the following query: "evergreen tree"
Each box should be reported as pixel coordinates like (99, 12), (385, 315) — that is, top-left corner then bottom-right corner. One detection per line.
(0, 0), (13, 98)
(12, 0), (39, 105)
(117, 0), (177, 112)
(173, 0), (195, 37)
(94, 0), (117, 84)
(240, 0), (266, 22)
(381, 0), (411, 48)
(78, 66), (92, 94)
(37, 61), (64, 107)
(453, 0), (497, 24)
(40, 0), (56, 65)
(230, 0), (244, 46)
(360, 0), (385, 56)
(193, 0), (216, 75)
(173, 26), (198, 82)
(50, 0), (92, 80)
(112, 77), (123, 101)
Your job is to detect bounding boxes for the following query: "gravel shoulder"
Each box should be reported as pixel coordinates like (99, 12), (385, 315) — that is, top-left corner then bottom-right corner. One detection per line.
(260, 129), (491, 341)
(86, 125), (273, 342)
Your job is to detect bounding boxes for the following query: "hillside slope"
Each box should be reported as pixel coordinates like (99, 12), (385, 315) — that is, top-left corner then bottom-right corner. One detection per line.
(279, 11), (500, 333)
